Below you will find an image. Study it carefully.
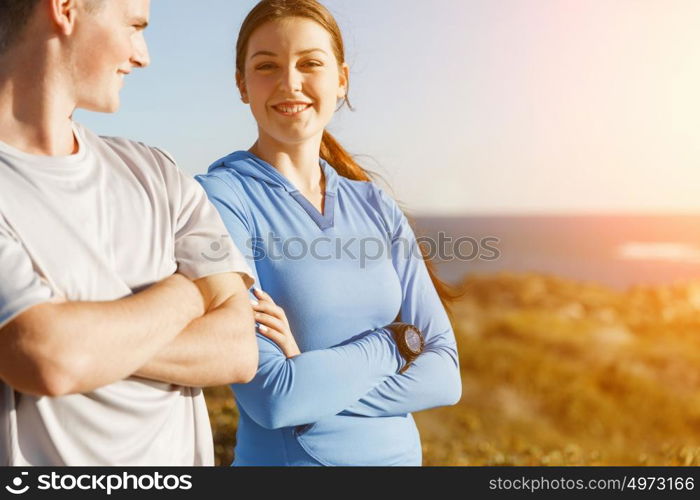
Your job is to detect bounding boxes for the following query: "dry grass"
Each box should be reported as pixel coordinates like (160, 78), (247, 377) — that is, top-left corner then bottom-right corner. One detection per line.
(205, 273), (700, 465)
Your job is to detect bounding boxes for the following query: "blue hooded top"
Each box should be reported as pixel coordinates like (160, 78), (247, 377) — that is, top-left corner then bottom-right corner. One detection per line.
(196, 151), (461, 466)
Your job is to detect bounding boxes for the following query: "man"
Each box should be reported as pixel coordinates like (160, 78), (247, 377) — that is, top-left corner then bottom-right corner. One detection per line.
(0, 0), (257, 465)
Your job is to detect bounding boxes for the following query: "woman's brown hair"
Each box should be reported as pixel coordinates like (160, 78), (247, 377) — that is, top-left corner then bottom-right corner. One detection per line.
(236, 0), (461, 312)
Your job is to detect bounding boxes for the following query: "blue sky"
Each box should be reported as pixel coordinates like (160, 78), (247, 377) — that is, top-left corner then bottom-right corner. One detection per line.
(76, 0), (700, 215)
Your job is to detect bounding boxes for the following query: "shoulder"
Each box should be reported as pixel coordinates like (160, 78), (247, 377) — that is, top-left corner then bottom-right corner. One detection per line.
(195, 157), (253, 223)
(95, 135), (197, 200)
(99, 135), (176, 170)
(361, 181), (406, 233)
(75, 123), (180, 177)
(333, 175), (408, 237)
(196, 153), (254, 203)
(197, 159), (244, 191)
(335, 174), (399, 211)
(334, 175), (388, 210)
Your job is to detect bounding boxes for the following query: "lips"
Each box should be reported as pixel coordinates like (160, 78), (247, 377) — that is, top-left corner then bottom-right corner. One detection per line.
(272, 102), (312, 116)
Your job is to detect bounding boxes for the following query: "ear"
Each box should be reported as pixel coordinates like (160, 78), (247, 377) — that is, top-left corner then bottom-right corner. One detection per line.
(236, 71), (250, 104)
(337, 62), (349, 100)
(48, 0), (80, 36)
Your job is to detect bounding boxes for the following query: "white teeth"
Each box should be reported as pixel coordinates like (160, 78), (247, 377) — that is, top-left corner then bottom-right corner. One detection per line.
(276, 104), (309, 114)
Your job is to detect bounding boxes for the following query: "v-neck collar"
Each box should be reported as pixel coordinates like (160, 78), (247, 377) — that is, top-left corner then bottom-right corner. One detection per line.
(238, 151), (338, 231)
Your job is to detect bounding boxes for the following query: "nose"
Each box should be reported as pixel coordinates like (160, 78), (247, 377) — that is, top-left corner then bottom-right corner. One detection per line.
(131, 34), (151, 69)
(280, 65), (303, 93)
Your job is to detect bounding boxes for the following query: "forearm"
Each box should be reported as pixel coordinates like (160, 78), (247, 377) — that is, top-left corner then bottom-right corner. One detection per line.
(134, 293), (257, 386)
(349, 185), (463, 416)
(0, 274), (203, 396)
(234, 327), (405, 430)
(341, 342), (462, 417)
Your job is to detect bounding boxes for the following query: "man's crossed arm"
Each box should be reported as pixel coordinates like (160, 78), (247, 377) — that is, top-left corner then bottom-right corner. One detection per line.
(0, 272), (256, 397)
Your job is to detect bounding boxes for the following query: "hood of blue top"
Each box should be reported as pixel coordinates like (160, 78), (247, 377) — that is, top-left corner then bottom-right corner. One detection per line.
(208, 150), (339, 195)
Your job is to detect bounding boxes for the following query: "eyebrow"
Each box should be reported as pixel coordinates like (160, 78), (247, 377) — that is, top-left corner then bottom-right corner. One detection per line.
(250, 48), (328, 59)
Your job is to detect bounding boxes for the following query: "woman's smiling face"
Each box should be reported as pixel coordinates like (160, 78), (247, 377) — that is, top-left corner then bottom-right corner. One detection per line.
(238, 17), (348, 147)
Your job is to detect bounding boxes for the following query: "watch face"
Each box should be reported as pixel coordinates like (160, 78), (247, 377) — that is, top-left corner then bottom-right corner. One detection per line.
(405, 328), (422, 354)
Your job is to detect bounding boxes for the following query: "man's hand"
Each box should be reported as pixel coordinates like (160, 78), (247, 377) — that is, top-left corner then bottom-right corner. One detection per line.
(134, 272), (257, 387)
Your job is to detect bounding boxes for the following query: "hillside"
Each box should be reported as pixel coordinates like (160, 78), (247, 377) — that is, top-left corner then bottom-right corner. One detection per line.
(206, 273), (700, 465)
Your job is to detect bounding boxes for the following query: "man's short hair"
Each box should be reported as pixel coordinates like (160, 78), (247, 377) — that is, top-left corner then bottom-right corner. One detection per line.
(0, 0), (42, 55)
(0, 0), (105, 56)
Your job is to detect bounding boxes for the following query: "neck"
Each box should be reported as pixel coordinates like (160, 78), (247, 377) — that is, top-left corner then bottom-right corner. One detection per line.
(0, 43), (78, 156)
(250, 131), (325, 193)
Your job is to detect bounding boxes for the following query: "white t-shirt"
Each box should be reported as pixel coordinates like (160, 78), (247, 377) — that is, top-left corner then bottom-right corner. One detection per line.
(0, 122), (253, 466)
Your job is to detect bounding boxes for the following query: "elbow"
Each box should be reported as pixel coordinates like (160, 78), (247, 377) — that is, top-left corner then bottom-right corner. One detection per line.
(422, 340), (462, 407)
(258, 408), (296, 430)
(246, 398), (301, 430)
(239, 338), (259, 383)
(36, 372), (76, 398)
(426, 344), (462, 407)
(220, 300), (258, 385)
(229, 357), (257, 385)
(25, 351), (90, 397)
(256, 416), (281, 431)
(226, 329), (259, 385)
(196, 355), (257, 387)
(445, 369), (462, 406)
(237, 388), (312, 430)
(232, 371), (255, 385)
(440, 361), (462, 407)
(39, 347), (93, 397)
(4, 306), (82, 396)
(12, 367), (72, 398)
(12, 327), (91, 397)
(265, 403), (308, 430)
(261, 396), (317, 430)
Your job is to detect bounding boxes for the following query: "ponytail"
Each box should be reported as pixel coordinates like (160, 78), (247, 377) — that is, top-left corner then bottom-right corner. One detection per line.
(320, 130), (370, 182)
(321, 130), (462, 314)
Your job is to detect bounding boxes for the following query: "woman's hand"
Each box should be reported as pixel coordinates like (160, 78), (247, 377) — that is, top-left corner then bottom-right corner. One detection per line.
(251, 288), (301, 358)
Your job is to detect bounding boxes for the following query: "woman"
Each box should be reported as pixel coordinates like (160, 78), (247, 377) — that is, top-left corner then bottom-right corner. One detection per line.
(196, 0), (461, 466)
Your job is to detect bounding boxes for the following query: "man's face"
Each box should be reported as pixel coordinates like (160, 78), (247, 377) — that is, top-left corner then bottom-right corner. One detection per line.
(70, 0), (151, 113)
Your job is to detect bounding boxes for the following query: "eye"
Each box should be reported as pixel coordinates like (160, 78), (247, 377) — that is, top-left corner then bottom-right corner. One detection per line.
(255, 62), (277, 71)
(301, 60), (323, 69)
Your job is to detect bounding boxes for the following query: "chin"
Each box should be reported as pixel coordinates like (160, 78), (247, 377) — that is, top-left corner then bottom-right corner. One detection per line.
(79, 95), (121, 114)
(97, 100), (121, 114)
(273, 134), (316, 148)
(269, 126), (323, 145)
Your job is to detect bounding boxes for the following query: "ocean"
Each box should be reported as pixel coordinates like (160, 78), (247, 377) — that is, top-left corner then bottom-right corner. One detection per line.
(413, 215), (700, 289)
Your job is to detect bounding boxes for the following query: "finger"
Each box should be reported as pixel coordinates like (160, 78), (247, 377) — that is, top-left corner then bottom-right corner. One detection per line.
(251, 300), (285, 319)
(253, 288), (272, 302)
(252, 290), (278, 309)
(255, 313), (287, 333)
(257, 325), (286, 345)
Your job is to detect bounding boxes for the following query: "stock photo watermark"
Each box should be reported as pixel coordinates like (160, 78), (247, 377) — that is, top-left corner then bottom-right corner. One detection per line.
(3, 471), (192, 496)
(202, 232), (501, 268)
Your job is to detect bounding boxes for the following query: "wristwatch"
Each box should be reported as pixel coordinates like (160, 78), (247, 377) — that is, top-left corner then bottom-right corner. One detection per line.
(386, 322), (425, 373)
